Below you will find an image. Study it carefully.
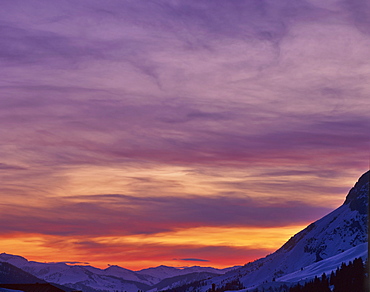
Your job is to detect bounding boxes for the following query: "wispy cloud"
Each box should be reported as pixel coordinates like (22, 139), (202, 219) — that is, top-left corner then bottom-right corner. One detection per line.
(178, 258), (209, 262)
(0, 194), (333, 237)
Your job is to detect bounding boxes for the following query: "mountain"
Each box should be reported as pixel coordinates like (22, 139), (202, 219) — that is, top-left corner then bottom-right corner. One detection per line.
(0, 259), (152, 292)
(149, 272), (220, 292)
(136, 265), (237, 282)
(104, 265), (160, 285)
(193, 170), (369, 292)
(138, 265), (184, 280)
(0, 261), (46, 284)
(0, 261), (71, 292)
(277, 242), (367, 283)
(0, 255), (235, 292)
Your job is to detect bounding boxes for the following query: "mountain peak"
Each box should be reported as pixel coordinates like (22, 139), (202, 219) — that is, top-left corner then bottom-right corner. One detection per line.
(344, 170), (369, 214)
(105, 265), (133, 273)
(0, 253), (28, 264)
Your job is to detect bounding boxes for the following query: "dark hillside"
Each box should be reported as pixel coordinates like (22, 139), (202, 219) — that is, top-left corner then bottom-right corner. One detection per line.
(0, 262), (46, 284)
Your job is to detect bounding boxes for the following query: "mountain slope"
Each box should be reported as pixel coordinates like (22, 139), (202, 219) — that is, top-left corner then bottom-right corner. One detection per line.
(137, 265), (237, 283)
(4, 263), (151, 292)
(277, 242), (368, 283)
(104, 265), (159, 285)
(0, 261), (46, 284)
(149, 272), (220, 292)
(198, 170), (369, 291)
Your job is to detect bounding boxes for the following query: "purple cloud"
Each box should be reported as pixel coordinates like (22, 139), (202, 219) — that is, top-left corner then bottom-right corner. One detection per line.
(48, 261), (90, 265)
(0, 194), (333, 237)
(0, 163), (26, 170)
(178, 258), (210, 262)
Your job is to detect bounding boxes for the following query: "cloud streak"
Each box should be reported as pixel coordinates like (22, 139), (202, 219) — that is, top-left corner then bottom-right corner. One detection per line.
(0, 194), (333, 237)
(179, 258), (210, 262)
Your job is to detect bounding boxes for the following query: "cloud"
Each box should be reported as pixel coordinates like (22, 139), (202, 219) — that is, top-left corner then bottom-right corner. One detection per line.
(178, 258), (209, 262)
(0, 0), (369, 269)
(48, 261), (90, 265)
(0, 163), (26, 170)
(0, 194), (333, 237)
(343, 0), (370, 34)
(0, 1), (368, 172)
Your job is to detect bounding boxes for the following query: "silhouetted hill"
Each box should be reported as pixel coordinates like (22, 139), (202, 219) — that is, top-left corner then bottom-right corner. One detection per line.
(0, 262), (46, 284)
(0, 284), (65, 292)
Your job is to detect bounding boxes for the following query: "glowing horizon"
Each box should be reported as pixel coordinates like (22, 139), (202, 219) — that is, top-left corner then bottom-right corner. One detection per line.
(0, 224), (322, 270)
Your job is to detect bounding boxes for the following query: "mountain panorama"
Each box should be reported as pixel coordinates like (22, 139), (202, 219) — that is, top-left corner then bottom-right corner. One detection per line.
(0, 171), (368, 292)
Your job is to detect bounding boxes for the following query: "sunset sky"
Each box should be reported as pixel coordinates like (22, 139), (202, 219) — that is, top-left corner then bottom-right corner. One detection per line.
(0, 0), (369, 270)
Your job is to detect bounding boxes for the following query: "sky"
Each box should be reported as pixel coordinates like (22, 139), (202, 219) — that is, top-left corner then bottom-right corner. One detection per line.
(0, 0), (369, 270)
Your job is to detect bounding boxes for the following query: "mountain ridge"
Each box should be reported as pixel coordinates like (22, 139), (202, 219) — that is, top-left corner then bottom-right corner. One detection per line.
(0, 253), (239, 292)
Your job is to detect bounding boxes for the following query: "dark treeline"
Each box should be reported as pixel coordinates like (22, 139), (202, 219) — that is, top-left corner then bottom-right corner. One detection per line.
(162, 278), (244, 292)
(289, 257), (368, 292)
(207, 279), (244, 292)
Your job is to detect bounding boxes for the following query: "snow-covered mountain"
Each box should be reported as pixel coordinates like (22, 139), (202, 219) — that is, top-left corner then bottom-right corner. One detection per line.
(0, 254), (236, 292)
(196, 170), (369, 292)
(148, 272), (221, 292)
(277, 242), (367, 283)
(137, 265), (236, 282)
